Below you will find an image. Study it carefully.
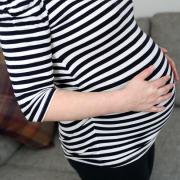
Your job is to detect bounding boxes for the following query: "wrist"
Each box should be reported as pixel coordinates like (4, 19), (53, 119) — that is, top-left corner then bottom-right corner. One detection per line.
(111, 88), (132, 113)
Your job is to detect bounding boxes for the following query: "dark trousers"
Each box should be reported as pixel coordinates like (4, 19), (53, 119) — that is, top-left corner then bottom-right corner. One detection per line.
(67, 143), (155, 180)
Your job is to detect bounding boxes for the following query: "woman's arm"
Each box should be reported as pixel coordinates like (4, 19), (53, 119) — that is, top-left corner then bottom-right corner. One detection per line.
(43, 65), (173, 122)
(42, 88), (129, 122)
(0, 0), (131, 123)
(0, 1), (172, 123)
(0, 0), (57, 122)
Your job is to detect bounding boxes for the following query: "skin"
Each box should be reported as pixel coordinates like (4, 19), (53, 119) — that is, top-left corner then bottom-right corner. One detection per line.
(43, 51), (176, 122)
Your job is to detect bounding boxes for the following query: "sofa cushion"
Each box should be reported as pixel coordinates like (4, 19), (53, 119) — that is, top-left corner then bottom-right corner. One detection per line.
(150, 12), (180, 106)
(136, 17), (151, 35)
(150, 106), (180, 180)
(0, 134), (21, 165)
(6, 131), (74, 172)
(0, 53), (56, 149)
(6, 107), (180, 180)
(0, 165), (80, 180)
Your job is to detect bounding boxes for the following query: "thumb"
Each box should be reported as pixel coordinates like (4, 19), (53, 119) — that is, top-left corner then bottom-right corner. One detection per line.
(135, 65), (155, 80)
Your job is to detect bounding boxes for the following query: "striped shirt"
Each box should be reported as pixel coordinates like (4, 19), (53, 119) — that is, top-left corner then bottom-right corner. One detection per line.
(0, 0), (176, 168)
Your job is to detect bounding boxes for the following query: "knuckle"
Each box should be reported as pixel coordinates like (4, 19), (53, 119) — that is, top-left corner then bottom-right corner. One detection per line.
(168, 92), (173, 97)
(152, 107), (158, 112)
(167, 84), (173, 91)
(148, 86), (155, 94)
(168, 85), (173, 90)
(165, 85), (170, 91)
(165, 93), (171, 99)
(164, 95), (169, 100)
(164, 85), (169, 91)
(165, 75), (169, 81)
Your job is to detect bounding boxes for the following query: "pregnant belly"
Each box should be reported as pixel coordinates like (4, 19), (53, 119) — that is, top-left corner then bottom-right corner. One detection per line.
(79, 26), (176, 139)
(58, 25), (176, 167)
(76, 28), (174, 91)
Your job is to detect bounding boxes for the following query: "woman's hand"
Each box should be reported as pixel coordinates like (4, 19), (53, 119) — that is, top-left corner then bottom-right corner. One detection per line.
(124, 65), (174, 112)
(161, 47), (180, 84)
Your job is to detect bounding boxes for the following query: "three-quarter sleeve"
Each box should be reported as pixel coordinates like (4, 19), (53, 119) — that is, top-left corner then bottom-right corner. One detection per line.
(0, 0), (57, 122)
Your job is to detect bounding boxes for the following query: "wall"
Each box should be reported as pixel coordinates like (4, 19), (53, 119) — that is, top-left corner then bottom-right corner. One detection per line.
(133, 0), (180, 18)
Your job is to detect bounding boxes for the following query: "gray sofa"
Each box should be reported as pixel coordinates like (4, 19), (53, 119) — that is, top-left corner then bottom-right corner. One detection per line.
(0, 12), (180, 180)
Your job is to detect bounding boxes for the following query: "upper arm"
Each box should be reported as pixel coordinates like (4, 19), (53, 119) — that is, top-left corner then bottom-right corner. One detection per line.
(0, 0), (57, 122)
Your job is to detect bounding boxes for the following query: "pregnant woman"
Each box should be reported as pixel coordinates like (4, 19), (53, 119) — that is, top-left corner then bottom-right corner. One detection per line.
(0, 0), (179, 180)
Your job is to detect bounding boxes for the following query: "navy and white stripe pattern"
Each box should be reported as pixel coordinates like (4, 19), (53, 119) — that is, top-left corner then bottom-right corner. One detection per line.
(0, 0), (176, 167)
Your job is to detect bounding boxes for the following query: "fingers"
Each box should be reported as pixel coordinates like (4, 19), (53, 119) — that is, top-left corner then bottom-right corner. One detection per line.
(150, 75), (170, 88)
(148, 92), (173, 112)
(155, 92), (173, 105)
(158, 83), (174, 96)
(161, 47), (168, 54)
(166, 54), (180, 82)
(161, 47), (180, 82)
(148, 106), (166, 112)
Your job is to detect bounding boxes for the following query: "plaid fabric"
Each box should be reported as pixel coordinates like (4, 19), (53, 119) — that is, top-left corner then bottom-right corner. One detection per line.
(0, 52), (56, 149)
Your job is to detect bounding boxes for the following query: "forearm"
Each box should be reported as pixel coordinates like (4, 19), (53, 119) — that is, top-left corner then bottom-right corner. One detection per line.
(43, 87), (129, 122)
